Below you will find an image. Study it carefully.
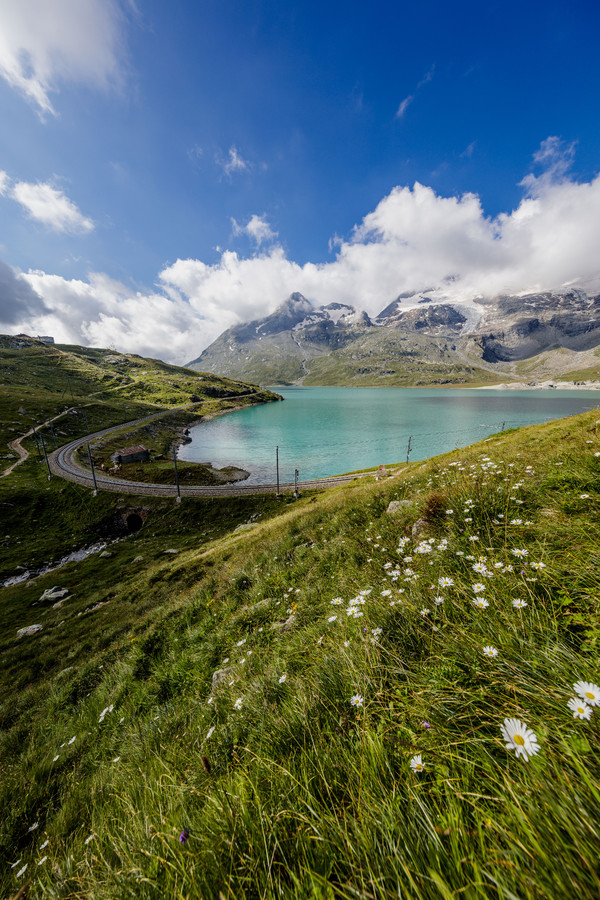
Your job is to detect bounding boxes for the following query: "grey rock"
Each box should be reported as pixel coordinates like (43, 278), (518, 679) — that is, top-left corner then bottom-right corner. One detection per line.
(270, 614), (296, 634)
(386, 500), (414, 515)
(99, 551), (113, 558)
(133, 555), (144, 562)
(411, 517), (428, 538)
(234, 523), (257, 533)
(39, 586), (69, 603)
(164, 549), (179, 554)
(52, 598), (67, 609)
(17, 624), (43, 637)
(212, 667), (234, 689)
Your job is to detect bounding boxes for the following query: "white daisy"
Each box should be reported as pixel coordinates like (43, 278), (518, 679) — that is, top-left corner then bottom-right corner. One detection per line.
(500, 717), (540, 761)
(472, 597), (489, 609)
(278, 674), (287, 683)
(206, 725), (216, 739)
(472, 583), (486, 593)
(433, 595), (444, 605)
(350, 694), (364, 707)
(328, 615), (338, 623)
(482, 646), (498, 658)
(16, 864), (28, 878)
(512, 598), (527, 609)
(38, 856), (48, 866)
(438, 576), (454, 588)
(234, 698), (243, 710)
(573, 681), (600, 706)
(567, 697), (593, 720)
(410, 754), (425, 772)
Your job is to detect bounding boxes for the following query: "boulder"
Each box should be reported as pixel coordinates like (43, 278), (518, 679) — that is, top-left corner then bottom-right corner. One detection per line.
(212, 667), (234, 689)
(411, 517), (428, 539)
(38, 586), (69, 604)
(17, 624), (43, 637)
(270, 614), (296, 634)
(386, 500), (414, 516)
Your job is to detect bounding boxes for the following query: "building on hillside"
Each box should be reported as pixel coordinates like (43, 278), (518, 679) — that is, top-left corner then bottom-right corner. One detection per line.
(110, 445), (150, 465)
(37, 335), (55, 344)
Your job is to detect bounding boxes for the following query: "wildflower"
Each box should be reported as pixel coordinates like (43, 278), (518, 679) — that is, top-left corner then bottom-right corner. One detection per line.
(40, 840), (49, 850)
(68, 735), (76, 745)
(317, 635), (324, 644)
(28, 822), (39, 832)
(512, 598), (527, 609)
(179, 828), (190, 844)
(472, 597), (489, 609)
(84, 834), (94, 845)
(371, 627), (383, 638)
(511, 548), (528, 558)
(343, 640), (350, 647)
(469, 535), (479, 541)
(328, 615), (338, 623)
(472, 583), (486, 593)
(52, 755), (59, 762)
(37, 856), (48, 866)
(410, 754), (425, 772)
(580, 494), (591, 499)
(500, 717), (540, 761)
(381, 589), (392, 597)
(234, 698), (243, 710)
(16, 864), (28, 878)
(350, 694), (364, 707)
(482, 646), (498, 658)
(573, 682), (600, 706)
(438, 576), (454, 588)
(331, 597), (344, 605)
(236, 638), (246, 647)
(434, 595), (444, 605)
(568, 698), (593, 720)
(421, 721), (431, 729)
(445, 509), (453, 515)
(206, 725), (215, 739)
(420, 608), (430, 616)
(112, 756), (120, 763)
(278, 674), (287, 683)
(530, 561), (546, 571)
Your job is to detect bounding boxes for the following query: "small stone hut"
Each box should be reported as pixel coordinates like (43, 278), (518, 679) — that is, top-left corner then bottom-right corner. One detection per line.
(110, 445), (150, 464)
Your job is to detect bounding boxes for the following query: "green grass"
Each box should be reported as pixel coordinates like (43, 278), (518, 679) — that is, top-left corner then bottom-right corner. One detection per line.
(1, 352), (600, 897)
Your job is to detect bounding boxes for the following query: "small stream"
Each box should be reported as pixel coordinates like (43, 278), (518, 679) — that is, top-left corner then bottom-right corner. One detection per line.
(1, 540), (112, 588)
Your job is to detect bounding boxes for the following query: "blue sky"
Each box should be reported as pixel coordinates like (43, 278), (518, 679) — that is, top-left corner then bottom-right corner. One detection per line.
(0, 0), (599, 362)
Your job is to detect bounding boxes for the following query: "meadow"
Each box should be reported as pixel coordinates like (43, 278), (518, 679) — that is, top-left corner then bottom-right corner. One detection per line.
(1, 365), (599, 897)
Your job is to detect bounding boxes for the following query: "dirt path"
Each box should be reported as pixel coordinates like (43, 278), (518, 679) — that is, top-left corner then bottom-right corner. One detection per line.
(1, 406), (79, 478)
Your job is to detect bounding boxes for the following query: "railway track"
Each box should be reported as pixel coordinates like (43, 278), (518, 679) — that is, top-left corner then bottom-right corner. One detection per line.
(48, 409), (369, 498)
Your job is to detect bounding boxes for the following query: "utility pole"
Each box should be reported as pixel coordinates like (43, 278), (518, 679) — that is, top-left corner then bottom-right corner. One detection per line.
(276, 445), (280, 497)
(40, 434), (52, 479)
(501, 421), (505, 431)
(86, 444), (98, 496)
(173, 447), (182, 502)
(294, 468), (299, 499)
(406, 434), (412, 464)
(31, 424), (42, 460)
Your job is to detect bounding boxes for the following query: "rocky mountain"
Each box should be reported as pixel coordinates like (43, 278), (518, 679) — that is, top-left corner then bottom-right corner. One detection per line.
(188, 289), (600, 386)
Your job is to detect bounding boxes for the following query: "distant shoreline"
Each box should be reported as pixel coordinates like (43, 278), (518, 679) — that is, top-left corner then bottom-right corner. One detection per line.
(470, 380), (600, 391)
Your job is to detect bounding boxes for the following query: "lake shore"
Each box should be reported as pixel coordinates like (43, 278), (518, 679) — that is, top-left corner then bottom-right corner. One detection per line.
(471, 380), (600, 390)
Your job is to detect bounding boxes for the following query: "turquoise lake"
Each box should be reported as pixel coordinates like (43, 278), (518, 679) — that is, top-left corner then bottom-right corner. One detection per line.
(178, 387), (600, 484)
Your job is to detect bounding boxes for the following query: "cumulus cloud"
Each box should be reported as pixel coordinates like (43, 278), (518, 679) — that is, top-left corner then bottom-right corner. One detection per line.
(0, 0), (128, 115)
(9, 179), (94, 233)
(6, 138), (600, 365)
(231, 214), (277, 246)
(0, 259), (49, 324)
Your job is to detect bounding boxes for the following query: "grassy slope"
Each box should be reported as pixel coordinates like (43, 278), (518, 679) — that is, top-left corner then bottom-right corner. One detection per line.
(1, 405), (599, 898)
(0, 339), (280, 575)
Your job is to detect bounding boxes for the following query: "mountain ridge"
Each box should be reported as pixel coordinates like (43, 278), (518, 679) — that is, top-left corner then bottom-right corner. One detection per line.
(188, 289), (600, 386)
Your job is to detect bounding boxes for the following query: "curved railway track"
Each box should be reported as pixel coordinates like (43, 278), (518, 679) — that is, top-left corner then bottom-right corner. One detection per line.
(49, 409), (369, 498)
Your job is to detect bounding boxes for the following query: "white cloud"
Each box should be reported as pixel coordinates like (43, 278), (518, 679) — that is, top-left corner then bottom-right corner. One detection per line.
(0, 170), (10, 195)
(519, 135), (577, 197)
(218, 146), (251, 177)
(395, 95), (413, 118)
(5, 139), (600, 365)
(231, 214), (277, 246)
(0, 0), (128, 115)
(10, 179), (94, 233)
